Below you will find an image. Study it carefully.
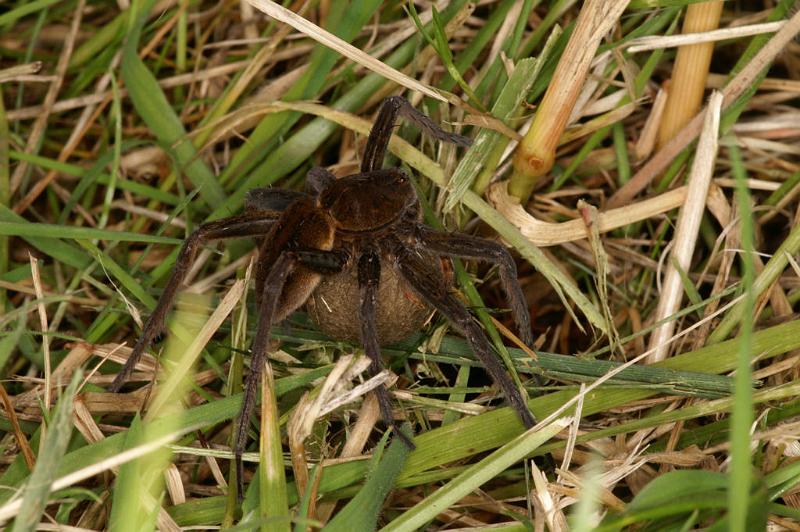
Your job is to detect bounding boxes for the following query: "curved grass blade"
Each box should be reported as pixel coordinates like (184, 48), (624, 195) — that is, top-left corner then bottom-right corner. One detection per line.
(120, 0), (226, 209)
(325, 427), (413, 532)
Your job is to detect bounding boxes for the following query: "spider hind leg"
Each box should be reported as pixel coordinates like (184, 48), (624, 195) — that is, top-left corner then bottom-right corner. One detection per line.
(395, 248), (537, 429)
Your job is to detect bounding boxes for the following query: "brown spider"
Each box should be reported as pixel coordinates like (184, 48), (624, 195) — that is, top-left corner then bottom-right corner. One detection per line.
(109, 96), (538, 492)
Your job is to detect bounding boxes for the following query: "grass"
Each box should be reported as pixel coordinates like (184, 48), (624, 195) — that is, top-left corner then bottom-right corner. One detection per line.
(2, 0), (800, 529)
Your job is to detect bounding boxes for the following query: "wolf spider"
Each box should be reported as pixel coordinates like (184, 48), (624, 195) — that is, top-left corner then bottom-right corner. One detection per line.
(110, 96), (539, 493)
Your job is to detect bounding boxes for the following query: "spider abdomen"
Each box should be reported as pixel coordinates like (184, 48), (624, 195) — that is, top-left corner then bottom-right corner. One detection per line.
(306, 254), (443, 346)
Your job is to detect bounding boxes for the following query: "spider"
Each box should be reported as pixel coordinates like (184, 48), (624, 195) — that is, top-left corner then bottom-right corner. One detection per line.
(109, 96), (539, 493)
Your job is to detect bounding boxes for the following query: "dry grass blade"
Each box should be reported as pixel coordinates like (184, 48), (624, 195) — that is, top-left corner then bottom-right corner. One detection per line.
(0, 62), (43, 83)
(647, 92), (723, 363)
(487, 182), (688, 247)
(245, 0), (447, 102)
(626, 21), (785, 53)
(609, 6), (800, 208)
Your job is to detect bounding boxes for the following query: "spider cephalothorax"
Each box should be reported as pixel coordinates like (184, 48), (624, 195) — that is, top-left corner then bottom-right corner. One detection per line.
(110, 96), (539, 493)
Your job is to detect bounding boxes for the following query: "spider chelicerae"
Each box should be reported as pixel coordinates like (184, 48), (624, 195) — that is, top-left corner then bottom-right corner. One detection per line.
(110, 96), (539, 492)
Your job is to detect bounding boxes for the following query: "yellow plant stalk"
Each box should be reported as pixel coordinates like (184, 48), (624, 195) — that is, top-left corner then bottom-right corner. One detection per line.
(508, 0), (630, 203)
(657, 1), (724, 148)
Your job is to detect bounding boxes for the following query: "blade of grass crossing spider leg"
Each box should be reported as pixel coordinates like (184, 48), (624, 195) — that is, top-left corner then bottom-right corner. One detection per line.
(381, 418), (568, 532)
(325, 427), (413, 532)
(10, 371), (82, 532)
(727, 141), (757, 532)
(120, 0), (226, 210)
(461, 190), (606, 334)
(218, 0), (382, 187)
(257, 361), (291, 532)
(444, 57), (539, 211)
(414, 180), (530, 419)
(395, 318), (800, 481)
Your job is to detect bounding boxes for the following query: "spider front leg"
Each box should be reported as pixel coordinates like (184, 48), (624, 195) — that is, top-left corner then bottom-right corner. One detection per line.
(357, 247), (414, 448)
(416, 227), (534, 347)
(361, 96), (471, 173)
(109, 213), (278, 392)
(396, 249), (537, 429)
(234, 248), (348, 496)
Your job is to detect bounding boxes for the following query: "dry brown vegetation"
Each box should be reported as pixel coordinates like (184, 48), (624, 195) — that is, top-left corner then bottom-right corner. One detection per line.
(1, 0), (800, 530)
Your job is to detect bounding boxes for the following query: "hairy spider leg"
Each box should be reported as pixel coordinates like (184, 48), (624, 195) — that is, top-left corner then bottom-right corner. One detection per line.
(109, 213), (278, 392)
(357, 245), (415, 448)
(306, 166), (336, 195)
(416, 227), (535, 348)
(244, 187), (307, 213)
(394, 245), (537, 429)
(361, 95), (471, 173)
(234, 248), (347, 497)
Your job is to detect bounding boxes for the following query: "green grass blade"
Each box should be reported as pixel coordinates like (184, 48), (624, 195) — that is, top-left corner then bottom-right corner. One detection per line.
(0, 222), (181, 245)
(444, 57), (539, 209)
(0, 84), (8, 308)
(257, 362), (290, 532)
(325, 428), (412, 532)
(381, 418), (568, 532)
(726, 140), (756, 531)
(0, 206), (89, 269)
(0, 0), (61, 27)
(120, 0), (226, 209)
(10, 371), (82, 532)
(108, 416), (158, 532)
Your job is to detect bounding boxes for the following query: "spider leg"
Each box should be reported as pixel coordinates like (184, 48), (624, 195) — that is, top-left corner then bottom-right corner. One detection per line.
(235, 248), (348, 496)
(357, 247), (414, 448)
(415, 227), (534, 347)
(395, 248), (536, 429)
(361, 96), (472, 173)
(306, 166), (336, 195)
(245, 188), (307, 214)
(109, 213), (278, 392)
